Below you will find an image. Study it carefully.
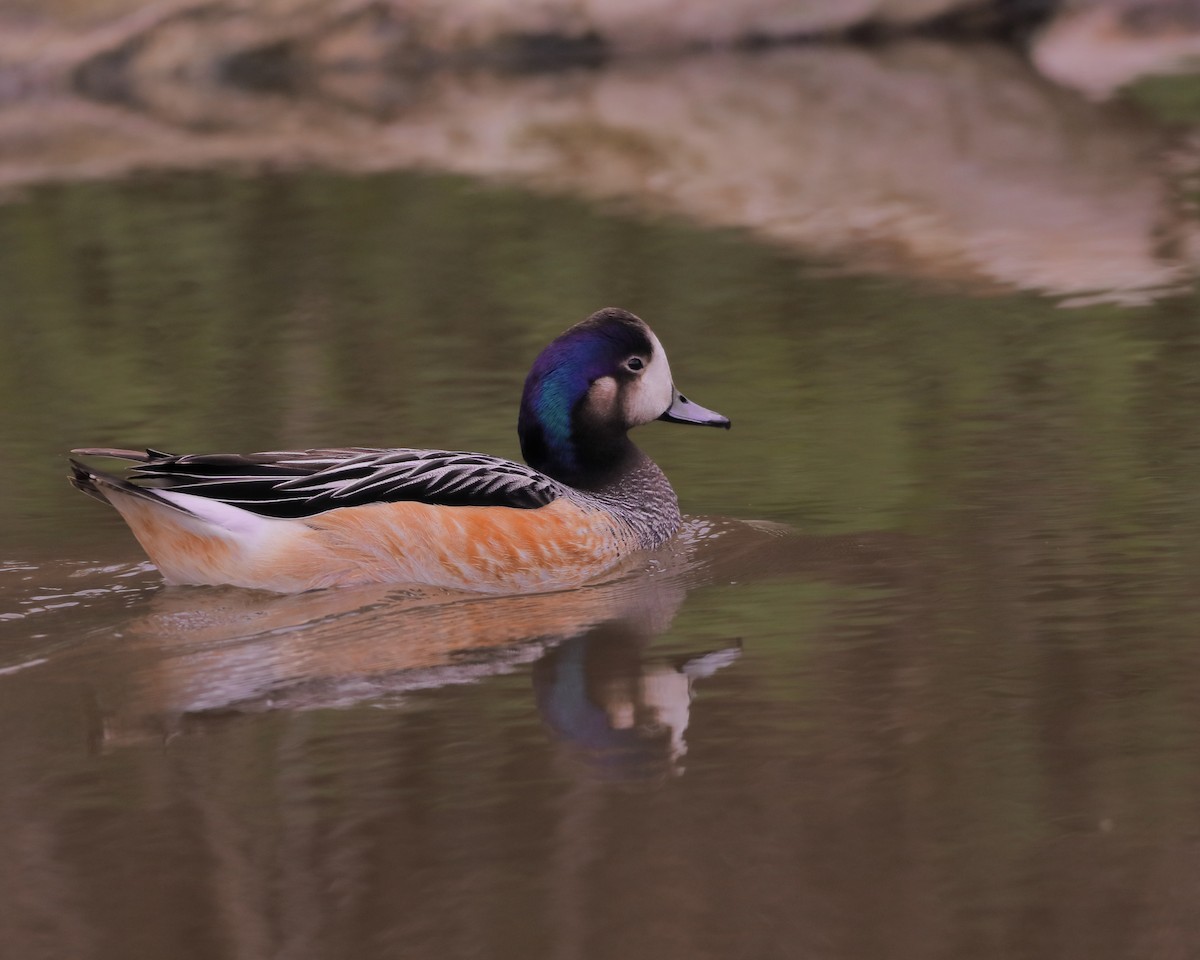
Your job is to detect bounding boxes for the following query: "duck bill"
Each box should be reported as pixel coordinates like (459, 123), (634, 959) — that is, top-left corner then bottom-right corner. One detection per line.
(658, 390), (731, 429)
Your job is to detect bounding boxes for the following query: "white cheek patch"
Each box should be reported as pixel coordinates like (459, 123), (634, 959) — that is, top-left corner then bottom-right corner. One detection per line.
(625, 329), (675, 425)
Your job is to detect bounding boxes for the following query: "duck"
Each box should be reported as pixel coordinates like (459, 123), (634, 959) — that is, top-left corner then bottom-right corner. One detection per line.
(69, 307), (730, 594)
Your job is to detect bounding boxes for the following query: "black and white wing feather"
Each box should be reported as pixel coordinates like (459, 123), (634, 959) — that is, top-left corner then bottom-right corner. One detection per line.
(121, 447), (567, 518)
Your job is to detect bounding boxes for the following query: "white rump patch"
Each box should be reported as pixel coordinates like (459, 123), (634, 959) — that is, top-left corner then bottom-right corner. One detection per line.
(155, 489), (279, 537)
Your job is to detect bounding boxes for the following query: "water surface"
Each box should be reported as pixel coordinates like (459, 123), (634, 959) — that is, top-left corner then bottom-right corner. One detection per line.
(3, 160), (1200, 957)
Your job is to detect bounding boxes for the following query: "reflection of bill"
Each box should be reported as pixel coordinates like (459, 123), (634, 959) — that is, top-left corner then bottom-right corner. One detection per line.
(535, 625), (740, 780)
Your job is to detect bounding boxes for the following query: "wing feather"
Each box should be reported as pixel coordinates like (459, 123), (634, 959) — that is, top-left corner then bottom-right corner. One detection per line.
(126, 448), (565, 518)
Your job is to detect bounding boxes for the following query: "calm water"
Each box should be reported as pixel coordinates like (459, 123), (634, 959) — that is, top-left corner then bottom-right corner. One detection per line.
(4, 123), (1200, 957)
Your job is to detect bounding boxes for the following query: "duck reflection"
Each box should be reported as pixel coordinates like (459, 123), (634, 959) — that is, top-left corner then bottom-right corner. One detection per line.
(85, 519), (738, 755)
(81, 516), (897, 777)
(95, 574), (677, 742)
(535, 624), (739, 780)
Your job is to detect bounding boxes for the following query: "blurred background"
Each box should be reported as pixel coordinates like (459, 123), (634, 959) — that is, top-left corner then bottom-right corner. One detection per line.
(5, 2), (1200, 959)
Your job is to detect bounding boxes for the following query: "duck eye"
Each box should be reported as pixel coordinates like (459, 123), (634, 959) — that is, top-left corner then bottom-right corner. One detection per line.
(626, 357), (645, 372)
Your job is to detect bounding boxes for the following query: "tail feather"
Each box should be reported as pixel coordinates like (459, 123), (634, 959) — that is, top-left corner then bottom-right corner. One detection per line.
(70, 447), (165, 462)
(68, 457), (193, 515)
(68, 458), (106, 502)
(69, 449), (314, 590)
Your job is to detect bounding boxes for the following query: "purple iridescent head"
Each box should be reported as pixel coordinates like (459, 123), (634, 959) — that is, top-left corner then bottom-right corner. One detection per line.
(518, 308), (729, 485)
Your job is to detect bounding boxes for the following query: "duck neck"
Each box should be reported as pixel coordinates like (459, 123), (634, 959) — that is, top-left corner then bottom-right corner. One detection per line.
(520, 413), (681, 546)
(520, 416), (643, 491)
(586, 448), (682, 549)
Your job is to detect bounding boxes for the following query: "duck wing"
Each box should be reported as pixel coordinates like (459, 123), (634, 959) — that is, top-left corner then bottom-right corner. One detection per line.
(87, 447), (567, 519)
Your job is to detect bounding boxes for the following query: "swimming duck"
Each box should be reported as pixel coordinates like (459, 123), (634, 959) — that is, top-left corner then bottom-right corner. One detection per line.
(69, 308), (730, 594)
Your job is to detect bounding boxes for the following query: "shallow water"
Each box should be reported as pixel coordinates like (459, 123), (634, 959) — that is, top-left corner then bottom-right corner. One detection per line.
(4, 125), (1200, 957)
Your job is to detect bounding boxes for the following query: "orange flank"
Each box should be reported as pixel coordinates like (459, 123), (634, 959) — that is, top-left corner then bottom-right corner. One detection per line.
(106, 489), (638, 593)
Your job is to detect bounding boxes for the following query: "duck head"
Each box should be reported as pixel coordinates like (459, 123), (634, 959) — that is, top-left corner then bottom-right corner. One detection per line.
(518, 308), (729, 487)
